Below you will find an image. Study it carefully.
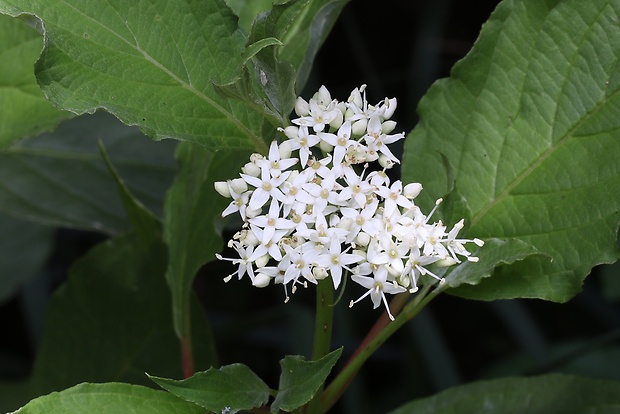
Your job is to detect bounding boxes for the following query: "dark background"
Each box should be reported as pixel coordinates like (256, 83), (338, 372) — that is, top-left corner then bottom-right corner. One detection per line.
(2, 1), (620, 413)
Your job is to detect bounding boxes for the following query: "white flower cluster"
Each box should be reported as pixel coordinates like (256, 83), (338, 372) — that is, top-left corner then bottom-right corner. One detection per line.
(215, 85), (483, 320)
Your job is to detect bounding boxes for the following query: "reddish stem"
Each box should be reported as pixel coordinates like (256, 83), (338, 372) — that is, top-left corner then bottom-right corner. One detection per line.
(181, 336), (195, 378)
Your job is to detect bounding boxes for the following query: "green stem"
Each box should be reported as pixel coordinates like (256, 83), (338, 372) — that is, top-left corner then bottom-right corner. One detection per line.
(305, 279), (335, 414)
(321, 283), (447, 411)
(180, 334), (195, 378)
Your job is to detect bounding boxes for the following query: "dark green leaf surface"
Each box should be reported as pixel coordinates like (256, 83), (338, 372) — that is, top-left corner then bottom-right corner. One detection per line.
(387, 374), (620, 414)
(0, 213), (52, 303)
(150, 364), (270, 412)
(403, 0), (620, 301)
(11, 382), (204, 414)
(0, 14), (71, 146)
(0, 231), (216, 412)
(0, 112), (177, 234)
(164, 144), (250, 339)
(0, 0), (268, 152)
(444, 238), (544, 289)
(271, 347), (342, 413)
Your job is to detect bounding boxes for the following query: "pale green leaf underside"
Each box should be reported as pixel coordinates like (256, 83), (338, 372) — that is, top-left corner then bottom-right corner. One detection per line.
(387, 374), (620, 414)
(403, 0), (620, 301)
(0, 0), (268, 152)
(0, 14), (71, 146)
(12, 382), (204, 414)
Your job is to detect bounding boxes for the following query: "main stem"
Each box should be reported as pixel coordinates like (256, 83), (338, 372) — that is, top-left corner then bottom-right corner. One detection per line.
(305, 279), (335, 414)
(321, 283), (446, 411)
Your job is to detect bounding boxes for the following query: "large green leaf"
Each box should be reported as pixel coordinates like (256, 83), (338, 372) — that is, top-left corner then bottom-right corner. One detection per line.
(11, 382), (204, 414)
(163, 144), (250, 339)
(0, 213), (53, 303)
(402, 0), (620, 302)
(149, 364), (270, 413)
(0, 0), (269, 152)
(0, 14), (71, 147)
(387, 374), (620, 414)
(271, 348), (343, 413)
(0, 231), (215, 413)
(0, 112), (177, 234)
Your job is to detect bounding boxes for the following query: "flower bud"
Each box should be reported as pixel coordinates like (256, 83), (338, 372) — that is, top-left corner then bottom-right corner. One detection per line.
(214, 181), (231, 198)
(337, 217), (353, 231)
(329, 108), (344, 130)
(253, 273), (271, 288)
(255, 253), (270, 268)
(319, 140), (334, 154)
(382, 120), (397, 134)
(313, 266), (329, 280)
(245, 206), (261, 219)
(378, 154), (395, 169)
(230, 178), (248, 194)
(351, 118), (368, 136)
(436, 257), (457, 267)
(282, 125), (299, 140)
(241, 162), (261, 177)
(403, 183), (423, 199)
(317, 85), (332, 107)
(278, 140), (292, 159)
(249, 153), (264, 163)
(295, 97), (309, 116)
(356, 231), (371, 247)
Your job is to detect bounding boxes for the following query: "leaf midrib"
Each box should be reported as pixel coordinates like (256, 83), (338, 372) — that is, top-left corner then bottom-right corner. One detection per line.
(51, 1), (267, 152)
(470, 1), (617, 228)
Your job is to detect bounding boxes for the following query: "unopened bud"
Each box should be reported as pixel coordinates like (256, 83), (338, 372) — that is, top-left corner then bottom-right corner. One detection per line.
(295, 97), (309, 116)
(230, 178), (248, 194)
(351, 118), (368, 136)
(278, 140), (292, 159)
(253, 273), (271, 288)
(378, 154), (395, 169)
(382, 120), (397, 134)
(403, 183), (423, 199)
(436, 257), (458, 267)
(242, 162), (261, 177)
(356, 231), (371, 247)
(255, 254), (270, 268)
(313, 266), (329, 280)
(319, 140), (333, 154)
(337, 217), (353, 231)
(214, 181), (231, 198)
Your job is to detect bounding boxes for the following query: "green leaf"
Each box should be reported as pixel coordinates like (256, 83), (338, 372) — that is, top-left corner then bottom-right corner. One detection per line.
(402, 0), (620, 302)
(149, 364), (270, 413)
(225, 0), (272, 32)
(0, 14), (71, 146)
(0, 213), (53, 303)
(99, 140), (162, 247)
(271, 347), (343, 413)
(0, 112), (177, 234)
(0, 0), (268, 152)
(387, 374), (620, 414)
(279, 0), (350, 92)
(215, 0), (308, 126)
(11, 382), (204, 414)
(163, 143), (250, 339)
(1, 231), (216, 412)
(444, 238), (544, 290)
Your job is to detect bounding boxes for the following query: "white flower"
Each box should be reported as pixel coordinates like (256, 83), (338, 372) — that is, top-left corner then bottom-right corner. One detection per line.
(350, 271), (406, 321)
(313, 235), (363, 289)
(215, 84), (483, 320)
